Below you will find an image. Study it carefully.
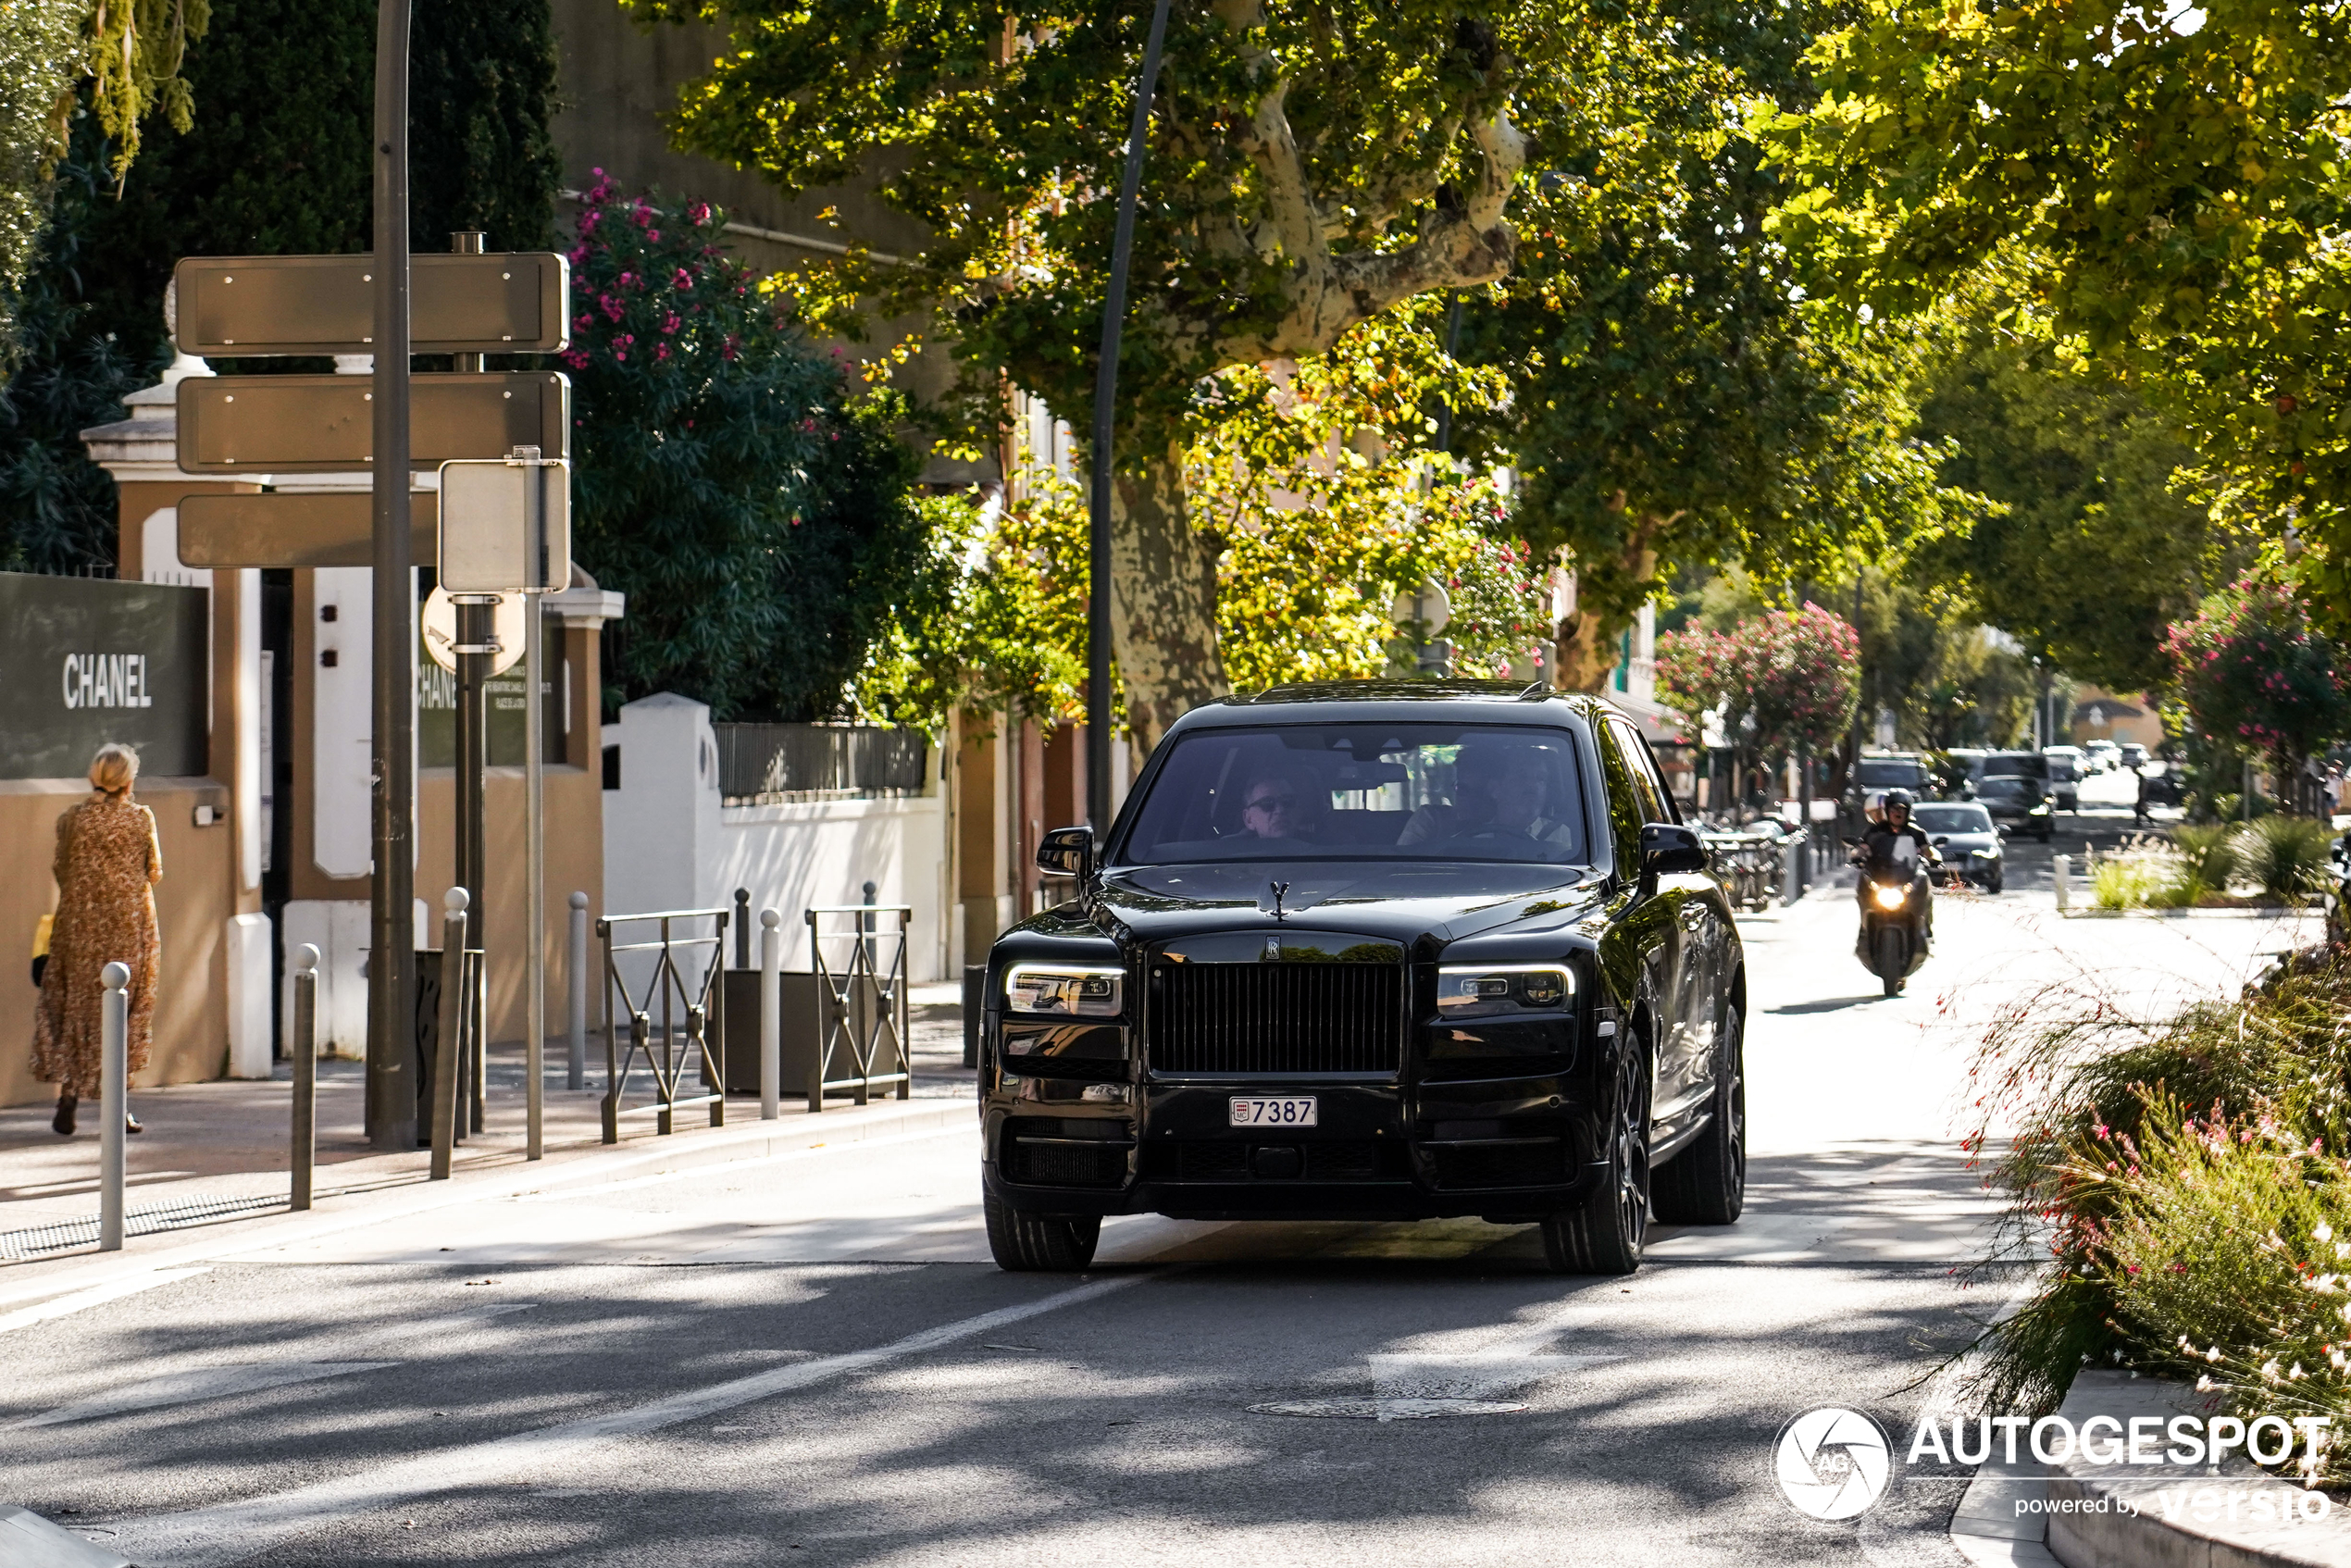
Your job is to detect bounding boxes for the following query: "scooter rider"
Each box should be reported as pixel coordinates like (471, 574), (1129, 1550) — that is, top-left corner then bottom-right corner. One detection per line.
(1855, 789), (1938, 942)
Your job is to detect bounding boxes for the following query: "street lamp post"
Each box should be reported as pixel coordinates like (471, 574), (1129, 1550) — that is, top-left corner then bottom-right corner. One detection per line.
(1085, 0), (1175, 832)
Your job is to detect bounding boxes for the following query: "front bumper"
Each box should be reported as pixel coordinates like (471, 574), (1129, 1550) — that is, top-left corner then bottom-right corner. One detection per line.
(984, 1072), (1603, 1222)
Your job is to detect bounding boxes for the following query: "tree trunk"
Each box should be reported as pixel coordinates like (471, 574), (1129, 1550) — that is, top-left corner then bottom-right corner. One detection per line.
(1551, 607), (1631, 693)
(1549, 515), (1663, 694)
(1112, 444), (1230, 755)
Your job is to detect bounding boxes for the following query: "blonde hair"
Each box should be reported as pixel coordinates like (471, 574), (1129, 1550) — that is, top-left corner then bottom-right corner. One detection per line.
(89, 743), (138, 796)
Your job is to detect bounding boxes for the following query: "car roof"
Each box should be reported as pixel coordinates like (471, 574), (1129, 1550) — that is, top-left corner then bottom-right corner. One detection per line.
(1175, 680), (1620, 731)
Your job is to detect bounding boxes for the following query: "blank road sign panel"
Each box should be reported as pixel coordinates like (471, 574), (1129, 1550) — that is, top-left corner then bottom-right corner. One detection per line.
(176, 373), (569, 473)
(177, 492), (439, 568)
(173, 253), (568, 355)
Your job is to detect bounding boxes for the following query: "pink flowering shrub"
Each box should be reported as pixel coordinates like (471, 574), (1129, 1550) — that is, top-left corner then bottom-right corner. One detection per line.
(2163, 577), (2349, 800)
(564, 174), (929, 720)
(1656, 602), (1860, 763)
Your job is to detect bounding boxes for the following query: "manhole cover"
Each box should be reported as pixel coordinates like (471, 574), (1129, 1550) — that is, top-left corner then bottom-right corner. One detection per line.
(1248, 1398), (1528, 1420)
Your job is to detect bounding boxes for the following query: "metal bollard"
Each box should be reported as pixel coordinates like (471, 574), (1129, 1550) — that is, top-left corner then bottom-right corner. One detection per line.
(567, 891), (590, 1090)
(735, 888), (752, 969)
(99, 960), (130, 1251)
(430, 889), (469, 1181)
(292, 944), (319, 1211)
(760, 908), (782, 1121)
(2054, 853), (2071, 913)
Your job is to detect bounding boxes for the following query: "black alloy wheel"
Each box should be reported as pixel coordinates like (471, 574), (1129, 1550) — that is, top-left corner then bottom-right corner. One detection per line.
(1542, 1031), (1652, 1275)
(1651, 1003), (1746, 1226)
(984, 1193), (1101, 1272)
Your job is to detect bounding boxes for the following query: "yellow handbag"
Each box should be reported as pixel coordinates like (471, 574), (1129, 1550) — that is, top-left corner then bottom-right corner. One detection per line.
(32, 913), (50, 960)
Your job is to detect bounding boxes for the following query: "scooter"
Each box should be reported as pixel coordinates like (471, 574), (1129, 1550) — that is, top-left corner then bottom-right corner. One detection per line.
(1849, 847), (1934, 997)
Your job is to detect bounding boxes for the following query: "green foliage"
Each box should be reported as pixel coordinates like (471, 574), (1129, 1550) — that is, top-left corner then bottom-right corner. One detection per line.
(0, 0), (208, 373)
(1754, 0), (2351, 642)
(1917, 342), (2258, 693)
(79, 0), (556, 374)
(566, 180), (932, 722)
(0, 0), (84, 370)
(2169, 824), (2241, 893)
(1453, 0), (1989, 678)
(0, 116), (138, 571)
(2239, 816), (2335, 902)
(1655, 603), (1860, 763)
(2164, 577), (2351, 790)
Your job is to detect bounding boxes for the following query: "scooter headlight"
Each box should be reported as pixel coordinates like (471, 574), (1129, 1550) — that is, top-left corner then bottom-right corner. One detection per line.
(1872, 882), (1908, 910)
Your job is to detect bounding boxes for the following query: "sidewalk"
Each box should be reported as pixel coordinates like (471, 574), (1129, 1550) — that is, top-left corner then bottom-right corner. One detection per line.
(0, 981), (971, 1269)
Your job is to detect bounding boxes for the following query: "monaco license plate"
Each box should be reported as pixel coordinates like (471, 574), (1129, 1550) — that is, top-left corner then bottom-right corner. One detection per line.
(1229, 1095), (1318, 1128)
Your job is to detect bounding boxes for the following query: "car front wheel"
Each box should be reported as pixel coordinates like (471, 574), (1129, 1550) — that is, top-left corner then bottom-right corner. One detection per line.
(1651, 1004), (1745, 1226)
(984, 1193), (1101, 1272)
(1542, 1036), (1652, 1275)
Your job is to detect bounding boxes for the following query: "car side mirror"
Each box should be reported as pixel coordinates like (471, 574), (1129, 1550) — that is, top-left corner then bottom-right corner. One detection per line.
(1036, 825), (1094, 879)
(1640, 822), (1708, 877)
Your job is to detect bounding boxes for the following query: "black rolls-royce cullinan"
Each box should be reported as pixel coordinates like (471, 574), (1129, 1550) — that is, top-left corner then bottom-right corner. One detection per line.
(977, 681), (1746, 1276)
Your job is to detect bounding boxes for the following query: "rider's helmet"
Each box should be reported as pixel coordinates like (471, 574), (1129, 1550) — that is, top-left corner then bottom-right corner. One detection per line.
(1883, 789), (1914, 823)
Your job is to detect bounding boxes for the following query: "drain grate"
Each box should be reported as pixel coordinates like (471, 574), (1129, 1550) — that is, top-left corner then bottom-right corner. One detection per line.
(1250, 1398), (1528, 1420)
(0, 1192), (282, 1262)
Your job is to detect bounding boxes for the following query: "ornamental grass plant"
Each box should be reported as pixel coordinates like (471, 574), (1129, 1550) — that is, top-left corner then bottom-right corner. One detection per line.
(2241, 815), (2336, 902)
(1958, 953), (2351, 1484)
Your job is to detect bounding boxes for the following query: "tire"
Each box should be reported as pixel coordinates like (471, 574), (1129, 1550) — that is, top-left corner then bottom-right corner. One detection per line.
(1651, 1004), (1745, 1226)
(984, 1192), (1101, 1272)
(1541, 1034), (1652, 1274)
(1987, 870), (2003, 896)
(1877, 927), (1905, 997)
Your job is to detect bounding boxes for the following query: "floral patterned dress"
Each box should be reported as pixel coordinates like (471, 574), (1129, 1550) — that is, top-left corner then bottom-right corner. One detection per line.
(31, 794), (162, 1097)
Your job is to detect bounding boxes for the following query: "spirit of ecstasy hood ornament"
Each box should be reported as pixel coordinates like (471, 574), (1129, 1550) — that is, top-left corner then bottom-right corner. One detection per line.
(1269, 880), (1290, 920)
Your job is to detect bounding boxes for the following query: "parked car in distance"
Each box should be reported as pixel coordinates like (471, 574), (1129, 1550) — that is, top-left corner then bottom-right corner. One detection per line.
(1854, 753), (1934, 795)
(2121, 742), (2149, 768)
(2041, 747), (2084, 812)
(2084, 740), (2121, 773)
(1972, 774), (2054, 840)
(978, 680), (1747, 1278)
(1911, 802), (2003, 893)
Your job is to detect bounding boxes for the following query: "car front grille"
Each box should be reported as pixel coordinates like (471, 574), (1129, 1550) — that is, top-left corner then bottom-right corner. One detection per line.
(1141, 1139), (1405, 1183)
(1148, 961), (1403, 1076)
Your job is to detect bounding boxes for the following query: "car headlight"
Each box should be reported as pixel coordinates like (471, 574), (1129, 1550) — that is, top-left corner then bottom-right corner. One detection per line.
(1003, 963), (1124, 1017)
(1872, 883), (1908, 910)
(1437, 964), (1574, 1018)
(1970, 847), (1996, 859)
(2030, 803), (2050, 815)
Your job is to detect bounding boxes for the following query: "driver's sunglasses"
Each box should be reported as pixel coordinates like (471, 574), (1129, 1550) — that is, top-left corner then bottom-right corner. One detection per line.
(1246, 792), (1297, 813)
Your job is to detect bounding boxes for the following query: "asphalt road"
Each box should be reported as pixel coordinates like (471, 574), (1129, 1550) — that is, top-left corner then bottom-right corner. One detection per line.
(2, 786), (2314, 1568)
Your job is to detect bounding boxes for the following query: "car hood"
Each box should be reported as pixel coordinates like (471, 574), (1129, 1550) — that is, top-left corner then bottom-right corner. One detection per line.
(1093, 860), (1611, 951)
(1930, 831), (2000, 852)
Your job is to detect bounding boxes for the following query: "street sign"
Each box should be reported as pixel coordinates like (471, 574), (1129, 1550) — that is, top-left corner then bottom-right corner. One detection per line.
(439, 454), (570, 593)
(421, 586), (525, 676)
(177, 492), (439, 568)
(172, 254), (569, 356)
(176, 372), (569, 474)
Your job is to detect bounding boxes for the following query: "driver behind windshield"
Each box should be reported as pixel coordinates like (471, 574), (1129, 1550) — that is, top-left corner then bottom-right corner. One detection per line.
(1237, 767), (1317, 842)
(1398, 744), (1576, 850)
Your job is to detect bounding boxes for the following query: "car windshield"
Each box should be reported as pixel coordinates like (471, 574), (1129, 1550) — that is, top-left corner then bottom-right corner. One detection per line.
(1977, 776), (2033, 798)
(1856, 759), (1925, 787)
(1114, 722), (1591, 866)
(1914, 804), (1994, 833)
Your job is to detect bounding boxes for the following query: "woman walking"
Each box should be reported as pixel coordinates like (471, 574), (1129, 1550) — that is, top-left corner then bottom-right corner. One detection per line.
(32, 743), (161, 1136)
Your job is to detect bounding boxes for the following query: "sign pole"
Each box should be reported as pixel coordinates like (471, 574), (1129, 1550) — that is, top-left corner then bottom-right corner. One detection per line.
(525, 593), (545, 1159)
(1084, 0), (1174, 832)
(365, 0), (417, 1151)
(452, 593), (494, 1135)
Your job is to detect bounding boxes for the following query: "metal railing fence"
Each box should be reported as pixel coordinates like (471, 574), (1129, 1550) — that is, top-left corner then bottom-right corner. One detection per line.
(599, 907), (729, 1142)
(715, 723), (927, 805)
(804, 904), (912, 1111)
